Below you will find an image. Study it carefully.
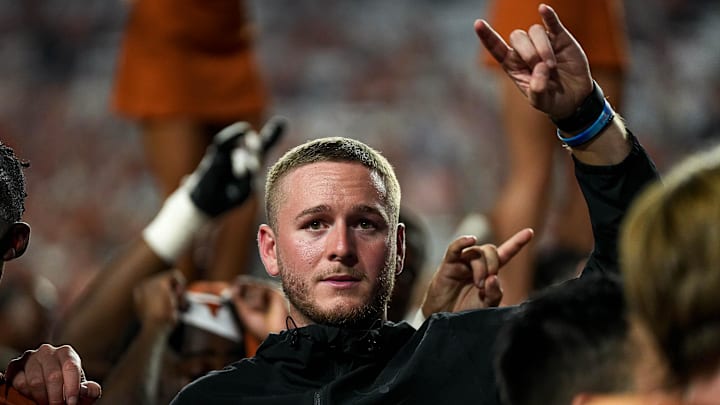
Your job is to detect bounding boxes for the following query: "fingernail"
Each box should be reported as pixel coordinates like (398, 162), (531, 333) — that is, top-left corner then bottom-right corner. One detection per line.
(68, 396), (78, 405)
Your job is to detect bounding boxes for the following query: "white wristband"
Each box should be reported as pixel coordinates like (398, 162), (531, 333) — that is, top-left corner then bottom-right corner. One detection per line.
(142, 189), (210, 263)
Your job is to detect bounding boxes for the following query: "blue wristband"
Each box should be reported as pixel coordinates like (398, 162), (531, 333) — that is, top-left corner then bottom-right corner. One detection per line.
(556, 99), (615, 147)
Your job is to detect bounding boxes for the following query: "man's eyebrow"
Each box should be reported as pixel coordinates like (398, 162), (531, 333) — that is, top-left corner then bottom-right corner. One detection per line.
(293, 204), (389, 221)
(352, 204), (388, 221)
(294, 205), (331, 221)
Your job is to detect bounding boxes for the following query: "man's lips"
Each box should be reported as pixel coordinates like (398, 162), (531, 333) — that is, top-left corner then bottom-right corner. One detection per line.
(323, 274), (360, 282)
(320, 274), (361, 288)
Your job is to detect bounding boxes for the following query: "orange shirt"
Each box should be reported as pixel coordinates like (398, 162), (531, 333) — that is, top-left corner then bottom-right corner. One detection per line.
(112, 0), (268, 122)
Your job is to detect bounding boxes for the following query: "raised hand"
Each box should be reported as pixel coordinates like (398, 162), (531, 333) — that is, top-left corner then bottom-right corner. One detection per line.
(474, 4), (592, 119)
(134, 269), (186, 331)
(188, 116), (286, 217)
(230, 276), (288, 344)
(420, 228), (534, 315)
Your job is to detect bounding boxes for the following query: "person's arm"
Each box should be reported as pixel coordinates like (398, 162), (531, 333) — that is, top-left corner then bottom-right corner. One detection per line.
(419, 4), (646, 315)
(53, 118), (286, 379)
(474, 4), (661, 276)
(97, 270), (184, 405)
(574, 133), (659, 276)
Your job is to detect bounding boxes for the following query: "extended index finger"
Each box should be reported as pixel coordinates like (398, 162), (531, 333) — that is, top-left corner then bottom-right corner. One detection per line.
(474, 19), (511, 65)
(497, 228), (534, 266)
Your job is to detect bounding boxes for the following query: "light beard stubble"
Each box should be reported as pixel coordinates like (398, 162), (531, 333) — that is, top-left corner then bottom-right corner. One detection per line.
(278, 252), (396, 329)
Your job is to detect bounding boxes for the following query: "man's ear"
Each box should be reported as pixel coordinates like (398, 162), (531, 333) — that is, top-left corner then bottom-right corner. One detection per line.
(2, 222), (30, 261)
(258, 224), (280, 277)
(395, 222), (405, 276)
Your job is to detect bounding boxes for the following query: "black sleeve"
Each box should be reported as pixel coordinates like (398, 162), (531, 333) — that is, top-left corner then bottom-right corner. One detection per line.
(574, 132), (660, 276)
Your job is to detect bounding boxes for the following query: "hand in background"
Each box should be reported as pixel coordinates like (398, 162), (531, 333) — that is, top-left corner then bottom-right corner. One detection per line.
(421, 228), (533, 315)
(230, 276), (288, 343)
(133, 269), (186, 332)
(188, 117), (286, 217)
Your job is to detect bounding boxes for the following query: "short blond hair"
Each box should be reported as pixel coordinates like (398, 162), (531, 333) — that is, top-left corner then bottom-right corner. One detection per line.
(264, 137), (401, 232)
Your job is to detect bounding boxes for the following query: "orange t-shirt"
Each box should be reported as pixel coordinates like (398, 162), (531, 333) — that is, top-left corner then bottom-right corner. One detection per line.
(112, 0), (268, 122)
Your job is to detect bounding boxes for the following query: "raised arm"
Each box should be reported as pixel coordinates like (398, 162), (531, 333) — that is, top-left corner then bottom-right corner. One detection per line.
(54, 118), (285, 380)
(475, 4), (659, 276)
(97, 270), (185, 404)
(418, 4), (657, 318)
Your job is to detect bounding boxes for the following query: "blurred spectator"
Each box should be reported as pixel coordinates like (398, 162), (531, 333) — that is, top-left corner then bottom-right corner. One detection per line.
(495, 275), (632, 405)
(111, 0), (270, 284)
(0, 141), (102, 403)
(0, 269), (57, 366)
(622, 144), (720, 403)
(54, 118), (284, 392)
(99, 276), (287, 404)
(495, 274), (680, 405)
(387, 209), (428, 323)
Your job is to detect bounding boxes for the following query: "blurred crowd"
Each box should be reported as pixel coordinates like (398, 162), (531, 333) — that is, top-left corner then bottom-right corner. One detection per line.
(0, 0), (718, 319)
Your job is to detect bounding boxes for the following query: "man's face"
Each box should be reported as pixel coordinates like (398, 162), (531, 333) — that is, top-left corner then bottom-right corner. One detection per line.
(259, 161), (403, 328)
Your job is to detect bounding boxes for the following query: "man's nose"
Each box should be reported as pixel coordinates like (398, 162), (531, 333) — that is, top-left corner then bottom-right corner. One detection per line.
(327, 225), (358, 264)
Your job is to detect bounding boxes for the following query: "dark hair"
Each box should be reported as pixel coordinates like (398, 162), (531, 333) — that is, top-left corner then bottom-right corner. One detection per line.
(0, 142), (28, 224)
(494, 275), (632, 405)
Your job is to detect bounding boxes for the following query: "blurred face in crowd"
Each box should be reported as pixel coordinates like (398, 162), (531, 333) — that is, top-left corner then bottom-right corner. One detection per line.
(172, 328), (244, 383)
(258, 161), (404, 328)
(162, 326), (245, 403)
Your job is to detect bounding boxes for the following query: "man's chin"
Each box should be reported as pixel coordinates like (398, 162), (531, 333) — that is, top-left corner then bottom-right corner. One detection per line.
(308, 302), (380, 328)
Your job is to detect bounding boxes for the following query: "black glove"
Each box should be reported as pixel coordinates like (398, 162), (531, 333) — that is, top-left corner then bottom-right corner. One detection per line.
(189, 117), (286, 217)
